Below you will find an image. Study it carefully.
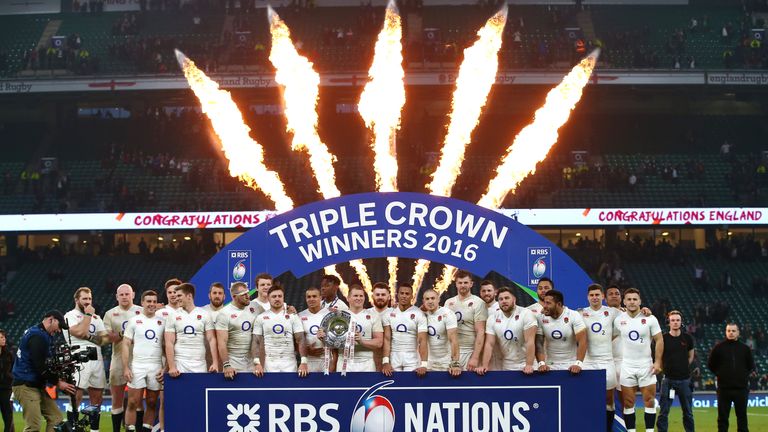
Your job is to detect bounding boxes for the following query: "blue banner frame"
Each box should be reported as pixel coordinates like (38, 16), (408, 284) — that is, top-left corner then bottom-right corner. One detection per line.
(189, 193), (593, 306)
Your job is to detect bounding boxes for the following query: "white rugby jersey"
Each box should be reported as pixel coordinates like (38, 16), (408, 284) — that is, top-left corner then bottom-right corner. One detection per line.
(124, 313), (165, 363)
(613, 312), (661, 368)
(321, 296), (349, 311)
(298, 307), (330, 353)
(536, 307), (586, 364)
(64, 309), (106, 361)
(445, 295), (488, 351)
(215, 303), (263, 358)
(253, 309), (304, 358)
(349, 308), (383, 358)
(202, 304), (224, 325)
(580, 305), (620, 362)
(104, 304), (143, 359)
(250, 298), (270, 313)
(487, 301), (500, 314)
(425, 306), (458, 361)
(526, 302), (544, 315)
(486, 306), (537, 365)
(164, 307), (214, 362)
(382, 306), (427, 353)
(156, 305), (178, 321)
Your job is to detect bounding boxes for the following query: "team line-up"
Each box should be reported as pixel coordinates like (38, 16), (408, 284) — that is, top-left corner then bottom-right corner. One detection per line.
(46, 272), (664, 432)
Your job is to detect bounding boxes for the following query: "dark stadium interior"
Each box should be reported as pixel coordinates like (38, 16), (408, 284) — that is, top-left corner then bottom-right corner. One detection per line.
(1, 1), (768, 425)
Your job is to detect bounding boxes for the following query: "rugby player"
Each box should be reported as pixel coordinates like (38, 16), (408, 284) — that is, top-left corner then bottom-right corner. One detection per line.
(580, 284), (621, 431)
(527, 277), (554, 315)
(479, 280), (501, 370)
(445, 270), (487, 371)
(381, 283), (428, 377)
(370, 282), (391, 370)
(613, 288), (664, 432)
(250, 273), (273, 311)
(103, 283), (142, 432)
(202, 282), (225, 323)
(476, 286), (537, 375)
(422, 289), (460, 376)
(252, 285), (308, 376)
(320, 274), (349, 311)
(64, 287), (110, 432)
(298, 286), (329, 373)
(216, 282), (262, 379)
(535, 290), (587, 373)
(164, 283), (219, 376)
(334, 284), (382, 372)
(122, 290), (164, 432)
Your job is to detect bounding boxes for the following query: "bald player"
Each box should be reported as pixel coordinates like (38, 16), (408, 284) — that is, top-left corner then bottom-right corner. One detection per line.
(445, 270), (487, 371)
(103, 284), (142, 432)
(217, 282), (263, 379)
(476, 286), (537, 375)
(527, 277), (554, 316)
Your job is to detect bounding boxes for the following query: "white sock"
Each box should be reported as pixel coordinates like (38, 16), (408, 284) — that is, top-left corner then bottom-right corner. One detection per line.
(112, 407), (124, 415)
(623, 407), (635, 415)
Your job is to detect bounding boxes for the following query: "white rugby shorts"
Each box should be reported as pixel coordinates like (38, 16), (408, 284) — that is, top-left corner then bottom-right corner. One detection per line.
(75, 359), (106, 390)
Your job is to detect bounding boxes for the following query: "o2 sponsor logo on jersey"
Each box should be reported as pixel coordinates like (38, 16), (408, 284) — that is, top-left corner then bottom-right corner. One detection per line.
(228, 250), (252, 288)
(527, 247), (552, 286)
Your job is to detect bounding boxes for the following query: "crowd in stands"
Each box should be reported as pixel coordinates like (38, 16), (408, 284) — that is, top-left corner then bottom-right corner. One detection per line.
(23, 33), (96, 75)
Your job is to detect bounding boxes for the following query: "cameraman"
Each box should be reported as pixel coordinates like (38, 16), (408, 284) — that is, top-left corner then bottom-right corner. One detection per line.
(11, 311), (76, 432)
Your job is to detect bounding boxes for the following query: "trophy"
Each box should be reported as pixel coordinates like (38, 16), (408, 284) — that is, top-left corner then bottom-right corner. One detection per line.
(320, 310), (356, 375)
(320, 310), (353, 349)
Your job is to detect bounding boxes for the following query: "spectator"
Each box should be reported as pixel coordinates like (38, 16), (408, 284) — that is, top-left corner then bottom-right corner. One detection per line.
(708, 323), (756, 432)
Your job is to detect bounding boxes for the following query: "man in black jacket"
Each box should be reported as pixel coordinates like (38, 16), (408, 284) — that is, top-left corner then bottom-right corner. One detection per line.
(11, 311), (76, 432)
(708, 322), (756, 432)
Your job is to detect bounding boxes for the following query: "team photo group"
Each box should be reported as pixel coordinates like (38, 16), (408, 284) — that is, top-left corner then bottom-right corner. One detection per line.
(12, 271), (755, 432)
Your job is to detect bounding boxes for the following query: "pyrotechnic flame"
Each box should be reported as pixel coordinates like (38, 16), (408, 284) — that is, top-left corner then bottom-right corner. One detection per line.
(267, 7), (340, 199)
(358, 0), (405, 193)
(433, 50), (599, 294)
(411, 258), (430, 291)
(267, 10), (374, 295)
(358, 0), (405, 291)
(387, 257), (398, 294)
(434, 265), (458, 295)
(412, 7), (508, 290)
(324, 265), (349, 296)
(478, 50), (599, 208)
(175, 49), (293, 211)
(428, 6), (507, 197)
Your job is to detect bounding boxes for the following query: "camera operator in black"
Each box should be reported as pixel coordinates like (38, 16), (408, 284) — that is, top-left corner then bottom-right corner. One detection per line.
(11, 311), (76, 432)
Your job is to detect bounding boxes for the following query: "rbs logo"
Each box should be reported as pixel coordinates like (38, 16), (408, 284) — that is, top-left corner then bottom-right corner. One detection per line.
(527, 247), (552, 286)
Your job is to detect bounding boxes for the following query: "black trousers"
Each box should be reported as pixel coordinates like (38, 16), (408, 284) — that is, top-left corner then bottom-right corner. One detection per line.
(0, 388), (12, 432)
(717, 387), (749, 432)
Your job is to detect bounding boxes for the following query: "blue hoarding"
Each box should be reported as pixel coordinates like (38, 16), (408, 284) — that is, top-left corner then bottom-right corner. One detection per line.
(165, 371), (605, 432)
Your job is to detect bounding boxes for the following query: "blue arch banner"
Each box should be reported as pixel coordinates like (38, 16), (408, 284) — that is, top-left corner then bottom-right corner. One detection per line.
(190, 193), (592, 306)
